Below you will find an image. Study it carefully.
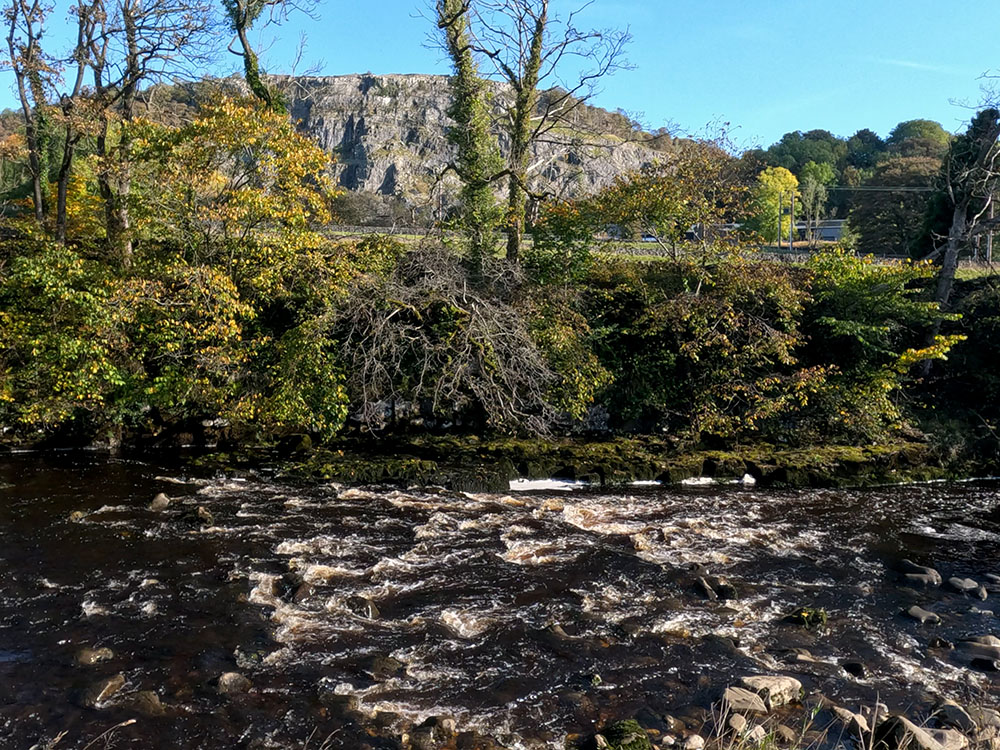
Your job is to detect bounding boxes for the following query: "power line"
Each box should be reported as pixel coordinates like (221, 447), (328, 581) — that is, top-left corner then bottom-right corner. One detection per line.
(827, 185), (934, 192)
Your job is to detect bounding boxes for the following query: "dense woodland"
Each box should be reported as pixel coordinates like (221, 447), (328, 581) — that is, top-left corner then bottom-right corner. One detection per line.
(1, 0), (1000, 474)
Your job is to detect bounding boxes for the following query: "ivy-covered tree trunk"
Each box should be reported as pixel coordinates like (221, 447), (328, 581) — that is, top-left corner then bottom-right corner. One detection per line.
(437, 0), (502, 279)
(502, 2), (546, 263)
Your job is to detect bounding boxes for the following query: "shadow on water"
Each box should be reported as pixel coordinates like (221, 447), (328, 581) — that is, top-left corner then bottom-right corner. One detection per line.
(1, 454), (998, 748)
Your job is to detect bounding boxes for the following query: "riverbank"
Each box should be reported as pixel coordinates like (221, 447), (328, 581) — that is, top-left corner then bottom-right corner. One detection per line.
(199, 436), (958, 492)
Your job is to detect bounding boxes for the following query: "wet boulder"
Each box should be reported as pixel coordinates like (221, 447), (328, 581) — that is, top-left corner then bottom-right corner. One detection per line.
(905, 605), (940, 625)
(948, 577), (982, 595)
(404, 716), (458, 750)
(81, 673), (126, 708)
(149, 493), (171, 511)
(899, 560), (942, 585)
(124, 689), (166, 717)
(739, 675), (802, 709)
(783, 607), (827, 627)
(831, 707), (870, 738)
(903, 573), (941, 588)
(75, 646), (114, 666)
(933, 701), (977, 734)
(345, 595), (380, 620)
(217, 671), (252, 695)
(873, 716), (964, 750)
(721, 686), (767, 715)
(181, 505), (214, 526)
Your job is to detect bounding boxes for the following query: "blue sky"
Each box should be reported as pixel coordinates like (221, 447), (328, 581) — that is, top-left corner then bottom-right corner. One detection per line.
(3, 0), (997, 149)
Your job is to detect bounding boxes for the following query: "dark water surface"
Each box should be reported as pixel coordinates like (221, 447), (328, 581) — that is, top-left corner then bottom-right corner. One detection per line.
(1, 454), (999, 749)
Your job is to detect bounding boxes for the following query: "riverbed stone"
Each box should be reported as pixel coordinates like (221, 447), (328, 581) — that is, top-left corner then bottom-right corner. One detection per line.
(217, 671), (252, 694)
(904, 573), (941, 588)
(182, 505), (214, 526)
(721, 687), (767, 714)
(774, 725), (797, 745)
(681, 735), (703, 750)
(600, 719), (653, 750)
(746, 725), (768, 744)
(739, 675), (802, 709)
(346, 595), (380, 619)
(933, 701), (976, 734)
(905, 605), (940, 624)
(873, 716), (962, 750)
(149, 493), (171, 511)
(948, 577), (982, 595)
(75, 646), (114, 666)
(832, 706), (870, 737)
(82, 673), (126, 708)
(927, 728), (970, 750)
(125, 690), (165, 717)
(900, 559), (942, 584)
(694, 577), (717, 601)
(726, 714), (747, 734)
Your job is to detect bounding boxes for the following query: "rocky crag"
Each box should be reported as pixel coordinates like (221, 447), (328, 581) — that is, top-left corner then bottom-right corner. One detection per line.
(271, 73), (665, 217)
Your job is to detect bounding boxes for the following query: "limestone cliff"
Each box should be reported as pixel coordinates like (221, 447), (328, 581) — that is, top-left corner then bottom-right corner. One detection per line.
(271, 73), (664, 215)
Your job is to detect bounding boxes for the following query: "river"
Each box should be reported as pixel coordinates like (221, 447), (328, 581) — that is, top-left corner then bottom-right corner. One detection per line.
(1, 454), (998, 749)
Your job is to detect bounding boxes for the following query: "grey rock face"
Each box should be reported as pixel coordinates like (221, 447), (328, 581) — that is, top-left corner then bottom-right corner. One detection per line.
(274, 74), (660, 209)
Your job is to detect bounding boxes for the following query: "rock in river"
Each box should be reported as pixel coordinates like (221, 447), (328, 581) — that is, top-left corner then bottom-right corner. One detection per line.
(899, 559), (942, 585)
(81, 673), (126, 708)
(75, 646), (114, 666)
(905, 605), (940, 624)
(873, 716), (968, 750)
(721, 686), (767, 715)
(149, 492), (171, 511)
(217, 671), (252, 695)
(948, 577), (982, 595)
(739, 675), (802, 709)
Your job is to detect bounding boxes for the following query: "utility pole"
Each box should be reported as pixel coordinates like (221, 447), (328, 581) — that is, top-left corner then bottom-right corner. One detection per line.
(988, 201), (995, 264)
(777, 192), (782, 250)
(789, 193), (795, 251)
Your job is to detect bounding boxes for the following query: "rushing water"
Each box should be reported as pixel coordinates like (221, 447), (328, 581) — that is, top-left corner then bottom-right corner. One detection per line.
(1, 454), (999, 749)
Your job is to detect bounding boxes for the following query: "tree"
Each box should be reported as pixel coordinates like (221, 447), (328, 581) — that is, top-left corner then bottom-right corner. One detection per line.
(746, 166), (797, 244)
(848, 156), (940, 256)
(886, 119), (951, 158)
(87, 0), (215, 263)
(845, 128), (885, 170)
(587, 136), (751, 257)
(438, 0), (630, 262)
(799, 160), (833, 244)
(436, 0), (503, 277)
(924, 109), (1000, 357)
(763, 129), (847, 178)
(4, 0), (50, 225)
(222, 0), (315, 111)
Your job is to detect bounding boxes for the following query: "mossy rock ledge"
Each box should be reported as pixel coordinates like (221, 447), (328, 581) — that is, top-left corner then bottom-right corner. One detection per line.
(263, 438), (950, 490)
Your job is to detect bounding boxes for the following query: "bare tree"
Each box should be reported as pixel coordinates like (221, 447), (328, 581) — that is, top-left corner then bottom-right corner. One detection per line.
(87, 0), (215, 263)
(4, 0), (50, 225)
(51, 0), (102, 242)
(440, 0), (630, 262)
(921, 108), (1000, 374)
(222, 0), (316, 110)
(335, 247), (557, 433)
